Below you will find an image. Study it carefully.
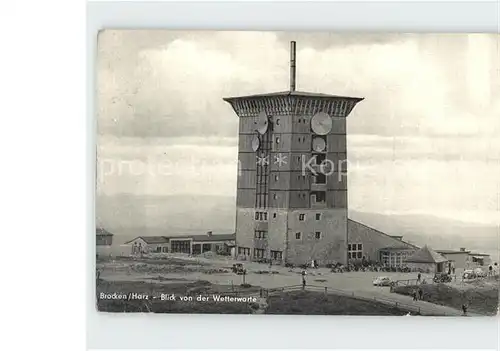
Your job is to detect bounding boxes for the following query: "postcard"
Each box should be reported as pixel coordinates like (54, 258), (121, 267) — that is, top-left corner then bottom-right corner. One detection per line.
(95, 31), (499, 316)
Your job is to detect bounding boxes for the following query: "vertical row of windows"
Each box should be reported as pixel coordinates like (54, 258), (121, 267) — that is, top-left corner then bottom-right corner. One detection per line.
(255, 129), (271, 209)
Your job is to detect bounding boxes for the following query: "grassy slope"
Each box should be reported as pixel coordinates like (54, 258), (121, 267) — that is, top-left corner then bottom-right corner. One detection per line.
(392, 281), (499, 316)
(265, 291), (407, 315)
(96, 280), (259, 314)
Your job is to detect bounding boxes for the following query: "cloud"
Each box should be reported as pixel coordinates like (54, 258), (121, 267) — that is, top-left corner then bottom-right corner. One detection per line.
(348, 134), (500, 162)
(96, 135), (238, 197)
(96, 31), (500, 226)
(97, 31), (500, 139)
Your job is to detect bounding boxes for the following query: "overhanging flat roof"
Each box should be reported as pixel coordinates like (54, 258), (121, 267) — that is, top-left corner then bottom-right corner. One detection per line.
(223, 90), (364, 103)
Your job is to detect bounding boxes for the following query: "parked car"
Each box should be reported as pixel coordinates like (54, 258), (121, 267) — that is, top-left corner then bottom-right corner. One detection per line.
(463, 269), (475, 279)
(474, 268), (487, 277)
(373, 276), (392, 286)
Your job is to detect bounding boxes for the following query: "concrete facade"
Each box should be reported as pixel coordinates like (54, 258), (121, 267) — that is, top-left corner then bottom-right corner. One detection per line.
(347, 219), (417, 266)
(226, 89), (363, 265)
(436, 250), (470, 270)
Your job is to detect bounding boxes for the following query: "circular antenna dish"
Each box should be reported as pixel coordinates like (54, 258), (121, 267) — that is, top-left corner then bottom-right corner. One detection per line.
(256, 111), (269, 135)
(251, 135), (260, 152)
(311, 112), (332, 135)
(312, 137), (326, 152)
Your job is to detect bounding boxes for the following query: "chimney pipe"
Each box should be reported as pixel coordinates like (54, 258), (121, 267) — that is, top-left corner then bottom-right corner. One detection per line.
(290, 41), (296, 92)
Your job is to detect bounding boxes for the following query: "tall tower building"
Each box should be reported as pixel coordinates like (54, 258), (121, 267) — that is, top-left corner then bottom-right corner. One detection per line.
(223, 42), (363, 265)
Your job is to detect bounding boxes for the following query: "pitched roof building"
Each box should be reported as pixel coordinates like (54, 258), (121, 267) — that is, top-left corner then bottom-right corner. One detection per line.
(406, 245), (448, 263)
(404, 245), (449, 273)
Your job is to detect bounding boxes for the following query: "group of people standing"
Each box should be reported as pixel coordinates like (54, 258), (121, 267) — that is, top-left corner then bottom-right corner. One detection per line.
(412, 287), (424, 301)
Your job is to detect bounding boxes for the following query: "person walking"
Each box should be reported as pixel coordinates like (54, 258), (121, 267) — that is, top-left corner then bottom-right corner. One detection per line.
(412, 289), (418, 301)
(418, 287), (423, 301)
(417, 272), (421, 283)
(301, 270), (307, 290)
(462, 303), (468, 316)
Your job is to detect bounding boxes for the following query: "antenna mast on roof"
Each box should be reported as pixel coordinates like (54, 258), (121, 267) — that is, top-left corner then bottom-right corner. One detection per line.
(290, 41), (296, 92)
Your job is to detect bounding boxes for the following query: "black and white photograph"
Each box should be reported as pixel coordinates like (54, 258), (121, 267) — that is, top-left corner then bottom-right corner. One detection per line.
(95, 31), (499, 316)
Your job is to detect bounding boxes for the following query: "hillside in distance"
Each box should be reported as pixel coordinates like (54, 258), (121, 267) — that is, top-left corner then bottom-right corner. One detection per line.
(349, 211), (499, 256)
(96, 193), (236, 242)
(96, 193), (498, 257)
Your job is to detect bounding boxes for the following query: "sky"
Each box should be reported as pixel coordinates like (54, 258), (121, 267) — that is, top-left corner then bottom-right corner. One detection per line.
(96, 31), (500, 227)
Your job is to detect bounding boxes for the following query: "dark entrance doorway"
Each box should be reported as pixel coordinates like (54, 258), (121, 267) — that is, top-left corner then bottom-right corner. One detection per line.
(192, 244), (201, 255)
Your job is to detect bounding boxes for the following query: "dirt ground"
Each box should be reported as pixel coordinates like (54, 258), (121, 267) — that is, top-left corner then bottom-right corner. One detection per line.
(96, 254), (496, 315)
(96, 276), (409, 315)
(97, 254), (437, 289)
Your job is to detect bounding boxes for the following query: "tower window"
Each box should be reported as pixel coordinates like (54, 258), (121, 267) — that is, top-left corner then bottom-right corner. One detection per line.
(295, 232), (302, 240)
(254, 230), (267, 239)
(313, 173), (326, 184)
(255, 211), (268, 221)
(316, 213), (321, 220)
(273, 213), (277, 218)
(274, 175), (279, 181)
(315, 232), (321, 239)
(313, 153), (326, 165)
(275, 136), (280, 144)
(273, 194), (277, 200)
(275, 118), (280, 126)
(299, 214), (305, 221)
(311, 191), (326, 203)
